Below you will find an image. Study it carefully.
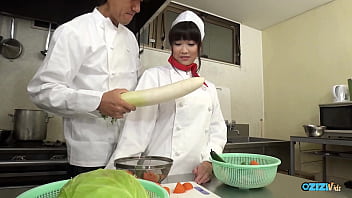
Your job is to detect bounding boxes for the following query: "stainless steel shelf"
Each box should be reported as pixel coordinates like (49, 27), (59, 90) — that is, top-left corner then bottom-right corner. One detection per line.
(303, 150), (352, 158)
(290, 136), (352, 181)
(291, 136), (352, 146)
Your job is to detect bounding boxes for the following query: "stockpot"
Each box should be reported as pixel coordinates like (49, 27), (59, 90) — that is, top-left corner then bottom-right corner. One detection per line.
(9, 109), (51, 141)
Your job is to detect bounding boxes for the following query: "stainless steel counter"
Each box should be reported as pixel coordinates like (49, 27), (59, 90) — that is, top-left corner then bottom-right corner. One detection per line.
(2, 173), (351, 197)
(164, 173), (352, 198)
(0, 185), (34, 198)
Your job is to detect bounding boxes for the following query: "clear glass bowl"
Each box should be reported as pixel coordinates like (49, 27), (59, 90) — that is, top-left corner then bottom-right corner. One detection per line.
(114, 156), (173, 183)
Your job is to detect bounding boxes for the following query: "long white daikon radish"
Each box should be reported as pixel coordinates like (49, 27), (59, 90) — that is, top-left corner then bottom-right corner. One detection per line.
(121, 77), (205, 107)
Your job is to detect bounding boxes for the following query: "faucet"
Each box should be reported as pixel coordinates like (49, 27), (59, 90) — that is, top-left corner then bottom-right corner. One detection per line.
(225, 120), (240, 136)
(233, 129), (240, 135)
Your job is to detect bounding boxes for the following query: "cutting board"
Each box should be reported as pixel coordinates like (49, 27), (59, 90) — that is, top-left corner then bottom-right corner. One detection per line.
(162, 182), (220, 198)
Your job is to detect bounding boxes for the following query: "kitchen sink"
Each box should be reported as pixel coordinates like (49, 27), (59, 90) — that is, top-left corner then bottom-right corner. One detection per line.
(227, 136), (284, 143)
(224, 136), (290, 173)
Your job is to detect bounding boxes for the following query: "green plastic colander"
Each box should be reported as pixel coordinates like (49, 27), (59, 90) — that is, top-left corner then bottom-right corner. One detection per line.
(16, 179), (168, 198)
(211, 153), (281, 189)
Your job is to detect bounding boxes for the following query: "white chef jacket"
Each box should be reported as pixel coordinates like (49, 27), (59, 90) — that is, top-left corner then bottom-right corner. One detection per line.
(27, 8), (141, 167)
(106, 65), (227, 175)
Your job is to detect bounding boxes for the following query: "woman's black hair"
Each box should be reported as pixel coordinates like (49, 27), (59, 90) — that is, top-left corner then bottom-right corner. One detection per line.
(168, 21), (202, 70)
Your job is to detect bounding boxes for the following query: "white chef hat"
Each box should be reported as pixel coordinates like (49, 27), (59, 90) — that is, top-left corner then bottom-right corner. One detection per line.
(171, 10), (205, 40)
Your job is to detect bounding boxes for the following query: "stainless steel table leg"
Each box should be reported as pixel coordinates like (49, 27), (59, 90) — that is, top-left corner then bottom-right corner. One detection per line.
(322, 144), (327, 182)
(290, 141), (295, 176)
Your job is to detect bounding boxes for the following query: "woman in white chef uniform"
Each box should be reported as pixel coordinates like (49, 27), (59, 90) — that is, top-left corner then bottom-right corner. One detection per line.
(27, 0), (142, 177)
(106, 11), (227, 184)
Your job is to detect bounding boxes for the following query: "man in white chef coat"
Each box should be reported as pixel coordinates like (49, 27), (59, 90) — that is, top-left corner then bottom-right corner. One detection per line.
(27, 0), (143, 177)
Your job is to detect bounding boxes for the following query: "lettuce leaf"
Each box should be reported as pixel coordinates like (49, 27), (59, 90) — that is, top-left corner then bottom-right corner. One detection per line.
(58, 169), (148, 198)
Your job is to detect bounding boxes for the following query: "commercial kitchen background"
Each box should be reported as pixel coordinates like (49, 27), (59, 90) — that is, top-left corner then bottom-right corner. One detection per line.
(0, 0), (351, 182)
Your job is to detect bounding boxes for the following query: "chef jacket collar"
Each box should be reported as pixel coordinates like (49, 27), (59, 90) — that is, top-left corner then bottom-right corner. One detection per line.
(93, 8), (119, 31)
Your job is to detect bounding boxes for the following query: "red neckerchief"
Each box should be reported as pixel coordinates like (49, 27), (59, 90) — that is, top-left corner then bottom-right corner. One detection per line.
(168, 56), (208, 87)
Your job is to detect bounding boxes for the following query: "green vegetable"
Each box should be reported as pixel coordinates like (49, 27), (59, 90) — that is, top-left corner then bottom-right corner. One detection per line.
(241, 162), (246, 165)
(210, 149), (226, 162)
(121, 77), (205, 107)
(58, 169), (148, 198)
(101, 113), (117, 124)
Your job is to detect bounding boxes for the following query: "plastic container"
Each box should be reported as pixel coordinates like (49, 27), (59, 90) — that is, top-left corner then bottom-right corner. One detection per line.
(211, 153), (281, 189)
(17, 179), (168, 198)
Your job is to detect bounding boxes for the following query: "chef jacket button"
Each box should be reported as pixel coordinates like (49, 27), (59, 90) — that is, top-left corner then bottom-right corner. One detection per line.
(176, 126), (181, 131)
(208, 107), (212, 112)
(178, 102), (183, 107)
(175, 152), (180, 156)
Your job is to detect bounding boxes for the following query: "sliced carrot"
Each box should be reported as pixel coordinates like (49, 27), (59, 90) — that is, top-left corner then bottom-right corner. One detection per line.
(250, 160), (259, 165)
(143, 171), (160, 182)
(182, 182), (193, 190)
(125, 170), (133, 175)
(173, 182), (186, 193)
(163, 186), (170, 195)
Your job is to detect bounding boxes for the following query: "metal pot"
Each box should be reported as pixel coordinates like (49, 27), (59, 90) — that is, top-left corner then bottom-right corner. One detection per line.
(303, 124), (326, 137)
(9, 109), (51, 141)
(0, 18), (23, 59)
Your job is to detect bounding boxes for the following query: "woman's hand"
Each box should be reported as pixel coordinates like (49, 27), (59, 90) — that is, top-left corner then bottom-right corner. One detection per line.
(98, 89), (136, 119)
(192, 161), (213, 184)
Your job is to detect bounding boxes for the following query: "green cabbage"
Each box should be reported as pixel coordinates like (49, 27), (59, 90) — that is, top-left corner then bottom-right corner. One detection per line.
(58, 169), (148, 198)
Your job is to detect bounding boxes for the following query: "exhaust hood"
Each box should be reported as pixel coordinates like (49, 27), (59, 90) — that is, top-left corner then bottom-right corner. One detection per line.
(0, 0), (170, 34)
